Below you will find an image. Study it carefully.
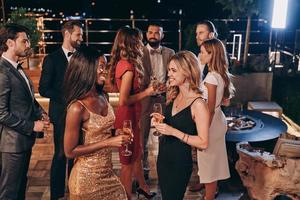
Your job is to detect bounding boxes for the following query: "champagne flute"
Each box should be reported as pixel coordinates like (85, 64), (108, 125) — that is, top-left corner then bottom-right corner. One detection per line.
(152, 103), (163, 136)
(150, 76), (159, 95)
(121, 120), (133, 156)
(150, 76), (166, 96)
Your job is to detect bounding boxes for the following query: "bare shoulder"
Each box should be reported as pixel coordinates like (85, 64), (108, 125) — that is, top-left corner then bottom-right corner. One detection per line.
(67, 101), (85, 115)
(191, 97), (208, 113)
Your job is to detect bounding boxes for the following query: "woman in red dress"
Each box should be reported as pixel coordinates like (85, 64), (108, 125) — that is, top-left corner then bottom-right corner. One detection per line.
(109, 26), (156, 199)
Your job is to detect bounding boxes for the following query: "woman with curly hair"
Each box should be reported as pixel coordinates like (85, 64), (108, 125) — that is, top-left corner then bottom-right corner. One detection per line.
(108, 26), (156, 199)
(152, 51), (210, 200)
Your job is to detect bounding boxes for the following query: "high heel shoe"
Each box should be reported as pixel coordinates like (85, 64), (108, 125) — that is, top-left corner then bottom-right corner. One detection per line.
(136, 187), (156, 199)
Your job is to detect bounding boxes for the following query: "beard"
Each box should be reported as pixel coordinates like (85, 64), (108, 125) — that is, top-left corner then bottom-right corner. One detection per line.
(148, 39), (161, 48)
(17, 48), (33, 58)
(70, 40), (82, 49)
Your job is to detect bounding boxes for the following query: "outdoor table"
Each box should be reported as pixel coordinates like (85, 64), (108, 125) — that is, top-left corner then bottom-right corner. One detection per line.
(225, 110), (287, 142)
(222, 109), (287, 192)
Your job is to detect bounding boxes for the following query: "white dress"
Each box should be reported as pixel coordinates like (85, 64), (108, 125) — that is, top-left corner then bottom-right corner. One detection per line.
(197, 71), (230, 183)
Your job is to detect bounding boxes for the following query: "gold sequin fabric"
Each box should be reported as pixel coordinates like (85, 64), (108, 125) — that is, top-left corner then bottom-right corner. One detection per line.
(68, 103), (127, 200)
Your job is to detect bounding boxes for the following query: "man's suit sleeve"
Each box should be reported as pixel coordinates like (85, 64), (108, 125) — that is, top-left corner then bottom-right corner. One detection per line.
(0, 70), (34, 136)
(39, 55), (58, 100)
(33, 99), (46, 119)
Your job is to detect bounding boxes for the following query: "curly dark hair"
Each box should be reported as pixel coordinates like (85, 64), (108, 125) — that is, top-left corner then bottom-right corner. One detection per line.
(0, 23), (30, 54)
(108, 26), (144, 86)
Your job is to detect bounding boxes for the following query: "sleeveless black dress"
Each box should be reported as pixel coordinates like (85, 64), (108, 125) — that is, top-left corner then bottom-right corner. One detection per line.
(157, 99), (199, 200)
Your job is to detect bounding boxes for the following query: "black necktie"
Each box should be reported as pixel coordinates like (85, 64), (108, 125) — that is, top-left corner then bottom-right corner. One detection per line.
(17, 63), (23, 70)
(67, 52), (74, 57)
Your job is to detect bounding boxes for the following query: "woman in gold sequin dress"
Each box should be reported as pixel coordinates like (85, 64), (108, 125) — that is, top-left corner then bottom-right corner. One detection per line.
(63, 47), (130, 200)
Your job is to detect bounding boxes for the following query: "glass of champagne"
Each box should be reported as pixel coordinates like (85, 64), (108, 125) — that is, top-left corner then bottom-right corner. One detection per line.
(150, 76), (166, 96)
(152, 103), (163, 136)
(150, 76), (159, 95)
(121, 120), (133, 156)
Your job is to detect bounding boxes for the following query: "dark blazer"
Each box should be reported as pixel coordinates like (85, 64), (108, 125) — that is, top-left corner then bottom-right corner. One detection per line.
(39, 48), (68, 124)
(0, 58), (44, 153)
(140, 46), (175, 113)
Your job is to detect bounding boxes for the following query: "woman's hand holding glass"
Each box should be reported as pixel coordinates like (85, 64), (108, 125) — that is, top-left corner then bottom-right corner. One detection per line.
(153, 122), (175, 135)
(150, 76), (166, 96)
(150, 103), (165, 136)
(108, 128), (133, 148)
(121, 120), (134, 156)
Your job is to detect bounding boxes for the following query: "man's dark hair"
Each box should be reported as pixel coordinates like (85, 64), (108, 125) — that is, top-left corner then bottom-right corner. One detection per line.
(61, 20), (82, 37)
(0, 23), (30, 53)
(147, 21), (163, 29)
(197, 20), (218, 38)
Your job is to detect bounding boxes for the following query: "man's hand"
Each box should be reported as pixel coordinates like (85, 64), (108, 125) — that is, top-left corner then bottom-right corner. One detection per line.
(33, 120), (44, 132)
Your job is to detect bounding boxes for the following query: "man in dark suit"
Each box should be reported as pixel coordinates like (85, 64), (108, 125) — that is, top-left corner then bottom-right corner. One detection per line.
(140, 22), (175, 180)
(39, 20), (83, 200)
(0, 23), (49, 200)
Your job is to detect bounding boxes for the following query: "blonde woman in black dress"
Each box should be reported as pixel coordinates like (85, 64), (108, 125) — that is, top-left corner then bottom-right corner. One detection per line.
(152, 51), (210, 200)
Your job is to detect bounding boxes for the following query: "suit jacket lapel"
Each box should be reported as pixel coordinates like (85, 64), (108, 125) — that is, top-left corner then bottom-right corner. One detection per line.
(142, 47), (152, 88)
(161, 47), (169, 70)
(161, 47), (171, 81)
(58, 47), (68, 67)
(1, 58), (34, 100)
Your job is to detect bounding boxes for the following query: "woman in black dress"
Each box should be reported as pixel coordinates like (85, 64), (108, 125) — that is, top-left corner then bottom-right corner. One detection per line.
(152, 51), (210, 200)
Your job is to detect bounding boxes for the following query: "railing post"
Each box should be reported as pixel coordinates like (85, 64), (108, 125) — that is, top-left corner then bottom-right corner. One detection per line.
(178, 9), (182, 51)
(0, 0), (5, 22)
(37, 16), (46, 54)
(85, 19), (89, 46)
(130, 10), (135, 28)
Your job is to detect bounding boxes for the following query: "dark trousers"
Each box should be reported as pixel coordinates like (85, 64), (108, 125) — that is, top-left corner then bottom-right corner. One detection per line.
(157, 161), (192, 200)
(50, 121), (73, 200)
(141, 110), (151, 171)
(0, 150), (32, 200)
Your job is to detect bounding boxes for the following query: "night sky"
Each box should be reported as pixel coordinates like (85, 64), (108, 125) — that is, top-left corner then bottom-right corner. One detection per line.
(5, 0), (300, 29)
(4, 0), (300, 54)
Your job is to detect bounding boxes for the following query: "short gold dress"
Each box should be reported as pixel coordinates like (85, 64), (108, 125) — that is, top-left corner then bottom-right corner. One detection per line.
(68, 101), (127, 200)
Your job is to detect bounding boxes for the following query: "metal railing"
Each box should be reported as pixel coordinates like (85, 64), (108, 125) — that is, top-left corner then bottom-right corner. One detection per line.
(36, 16), (291, 56)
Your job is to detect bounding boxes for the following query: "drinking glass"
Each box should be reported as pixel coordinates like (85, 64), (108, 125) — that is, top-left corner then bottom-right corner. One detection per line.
(121, 120), (133, 156)
(152, 103), (163, 136)
(150, 76), (166, 96)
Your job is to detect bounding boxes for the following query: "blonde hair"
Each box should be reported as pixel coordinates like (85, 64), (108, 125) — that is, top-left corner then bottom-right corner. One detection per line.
(201, 38), (235, 99)
(166, 51), (202, 104)
(108, 26), (144, 85)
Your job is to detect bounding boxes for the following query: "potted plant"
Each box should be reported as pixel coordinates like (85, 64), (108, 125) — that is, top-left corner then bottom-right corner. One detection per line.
(1, 8), (42, 69)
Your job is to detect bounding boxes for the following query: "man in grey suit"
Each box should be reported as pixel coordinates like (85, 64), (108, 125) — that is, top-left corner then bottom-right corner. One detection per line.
(0, 24), (49, 200)
(140, 22), (175, 180)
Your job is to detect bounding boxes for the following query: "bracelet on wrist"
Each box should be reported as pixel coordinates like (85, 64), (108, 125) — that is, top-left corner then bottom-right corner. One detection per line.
(186, 134), (189, 143)
(181, 133), (186, 142)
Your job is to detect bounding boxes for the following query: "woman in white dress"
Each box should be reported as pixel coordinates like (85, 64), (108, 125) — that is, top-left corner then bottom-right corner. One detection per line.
(197, 38), (235, 200)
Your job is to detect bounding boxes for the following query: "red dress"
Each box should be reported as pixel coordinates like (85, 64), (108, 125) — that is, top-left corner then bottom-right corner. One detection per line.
(114, 59), (142, 165)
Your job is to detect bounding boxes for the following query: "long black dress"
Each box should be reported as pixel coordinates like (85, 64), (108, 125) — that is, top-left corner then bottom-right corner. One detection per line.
(157, 99), (199, 200)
